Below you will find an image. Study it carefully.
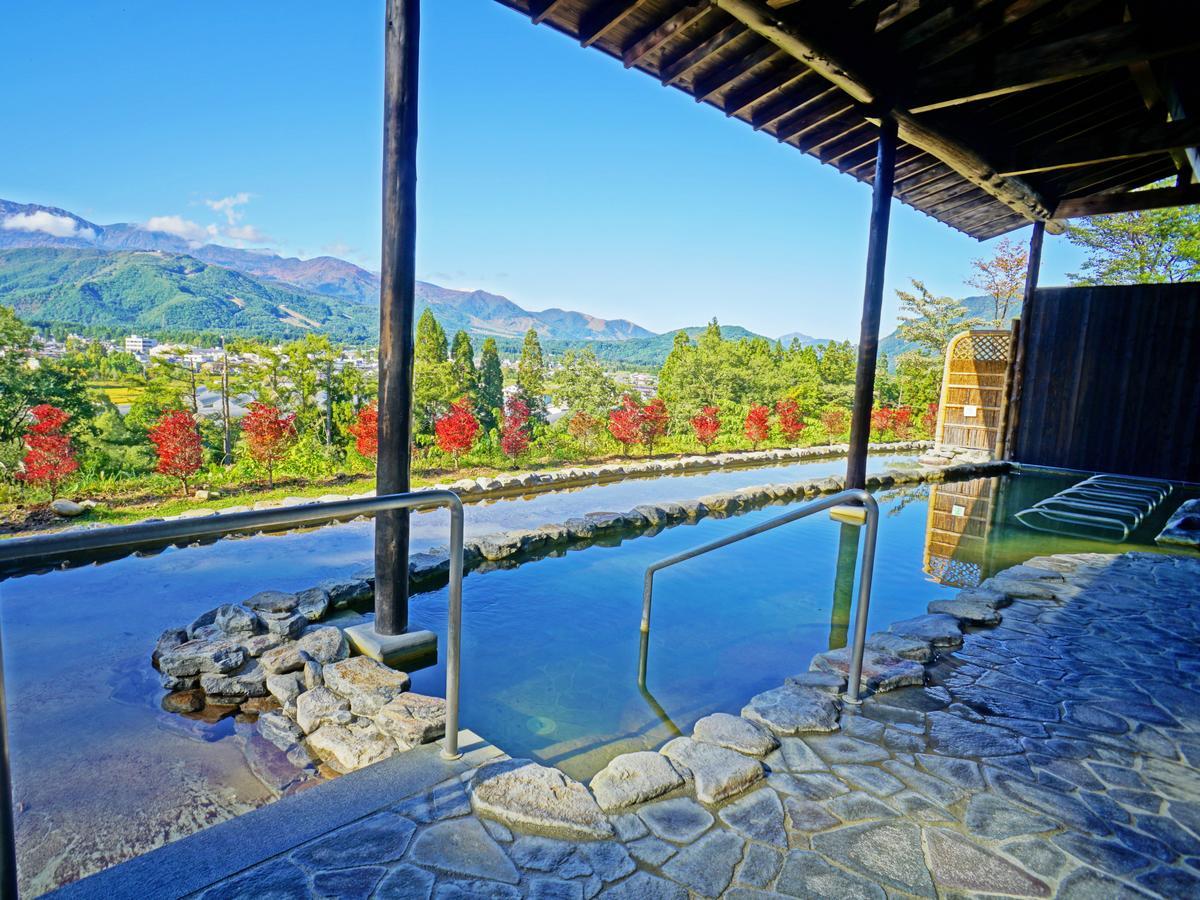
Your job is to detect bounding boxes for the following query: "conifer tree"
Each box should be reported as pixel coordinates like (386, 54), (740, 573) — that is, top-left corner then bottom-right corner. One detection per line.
(516, 328), (547, 423)
(413, 309), (454, 434)
(476, 338), (504, 431)
(450, 331), (477, 402)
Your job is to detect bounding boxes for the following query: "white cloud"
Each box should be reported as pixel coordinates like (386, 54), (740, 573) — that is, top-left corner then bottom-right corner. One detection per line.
(144, 215), (215, 244)
(2, 210), (96, 240)
(224, 223), (271, 243)
(205, 192), (252, 225)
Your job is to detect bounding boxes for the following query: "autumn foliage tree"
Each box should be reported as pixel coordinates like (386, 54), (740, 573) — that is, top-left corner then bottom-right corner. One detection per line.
(435, 398), (480, 468)
(500, 396), (531, 461)
(743, 403), (770, 449)
(921, 402), (939, 437)
(607, 394), (642, 456)
(149, 409), (203, 496)
(690, 405), (720, 451)
(775, 400), (806, 443)
(16, 404), (78, 499)
(567, 411), (601, 454)
(242, 402), (297, 488)
(348, 404), (378, 460)
(639, 397), (670, 456)
(820, 407), (848, 439)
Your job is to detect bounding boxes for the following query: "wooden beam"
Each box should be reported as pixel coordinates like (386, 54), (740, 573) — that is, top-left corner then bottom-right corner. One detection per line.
(909, 23), (1200, 113)
(530, 0), (568, 25)
(579, 0), (644, 48)
(723, 65), (807, 118)
(622, 1), (711, 67)
(377, 0), (419, 635)
(846, 117), (897, 491)
(711, 0), (1064, 230)
(692, 43), (777, 102)
(1053, 183), (1200, 218)
(659, 21), (744, 85)
(996, 117), (1200, 177)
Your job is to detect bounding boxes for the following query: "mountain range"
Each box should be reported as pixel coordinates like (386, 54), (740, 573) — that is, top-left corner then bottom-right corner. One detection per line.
(3, 198), (972, 366)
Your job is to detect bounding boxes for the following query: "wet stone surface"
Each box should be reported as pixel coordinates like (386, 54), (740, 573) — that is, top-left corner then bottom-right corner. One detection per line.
(195, 551), (1200, 898)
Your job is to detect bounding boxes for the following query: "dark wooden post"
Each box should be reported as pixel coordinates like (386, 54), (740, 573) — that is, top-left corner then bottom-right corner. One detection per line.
(845, 117), (897, 490)
(375, 0), (420, 636)
(1002, 220), (1044, 460)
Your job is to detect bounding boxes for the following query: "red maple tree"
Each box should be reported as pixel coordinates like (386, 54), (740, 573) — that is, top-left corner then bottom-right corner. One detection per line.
(242, 402), (297, 488)
(892, 405), (915, 440)
(743, 403), (770, 449)
(348, 404), (378, 460)
(639, 397), (670, 456)
(690, 405), (720, 451)
(16, 404), (78, 499)
(776, 399), (807, 443)
(149, 409), (204, 496)
(607, 394), (642, 456)
(500, 396), (531, 460)
(921, 402), (939, 437)
(435, 398), (480, 468)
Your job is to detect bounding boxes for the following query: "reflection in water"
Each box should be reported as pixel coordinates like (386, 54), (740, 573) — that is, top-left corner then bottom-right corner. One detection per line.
(828, 522), (860, 650)
(923, 476), (1001, 587)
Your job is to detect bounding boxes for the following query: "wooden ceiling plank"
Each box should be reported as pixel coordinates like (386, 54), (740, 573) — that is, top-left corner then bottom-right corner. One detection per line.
(659, 21), (745, 85)
(530, 0), (570, 25)
(1054, 183), (1200, 218)
(693, 43), (779, 102)
(750, 83), (836, 130)
(724, 65), (808, 117)
(579, 0), (647, 48)
(909, 23), (1200, 113)
(712, 0), (1062, 228)
(622, 1), (713, 67)
(997, 117), (1200, 177)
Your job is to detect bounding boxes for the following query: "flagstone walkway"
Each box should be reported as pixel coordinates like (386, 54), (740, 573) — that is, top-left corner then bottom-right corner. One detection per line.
(184, 551), (1200, 899)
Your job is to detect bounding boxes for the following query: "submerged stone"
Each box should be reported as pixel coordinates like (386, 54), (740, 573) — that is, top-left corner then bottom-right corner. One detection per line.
(741, 685), (839, 735)
(589, 751), (686, 811)
(659, 737), (765, 805)
(258, 709), (304, 750)
(266, 671), (304, 712)
(691, 713), (779, 757)
(470, 759), (613, 839)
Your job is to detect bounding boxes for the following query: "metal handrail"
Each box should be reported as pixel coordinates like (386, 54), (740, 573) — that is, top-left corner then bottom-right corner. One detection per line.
(0, 490), (465, 896)
(639, 489), (880, 706)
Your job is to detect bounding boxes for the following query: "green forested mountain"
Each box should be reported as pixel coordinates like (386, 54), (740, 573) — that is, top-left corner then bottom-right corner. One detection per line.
(0, 247), (377, 343)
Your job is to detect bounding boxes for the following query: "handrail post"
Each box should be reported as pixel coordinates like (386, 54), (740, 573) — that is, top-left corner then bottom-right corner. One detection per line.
(843, 492), (879, 705)
(442, 496), (464, 760)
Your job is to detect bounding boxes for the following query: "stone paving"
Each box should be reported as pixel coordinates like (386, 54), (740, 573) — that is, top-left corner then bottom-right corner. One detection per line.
(193, 550), (1200, 899)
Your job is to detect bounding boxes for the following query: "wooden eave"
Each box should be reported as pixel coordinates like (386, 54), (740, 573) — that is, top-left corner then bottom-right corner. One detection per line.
(494, 0), (1200, 240)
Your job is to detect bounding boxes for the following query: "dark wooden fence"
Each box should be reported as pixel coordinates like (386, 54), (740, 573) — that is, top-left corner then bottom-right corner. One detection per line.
(1011, 281), (1200, 482)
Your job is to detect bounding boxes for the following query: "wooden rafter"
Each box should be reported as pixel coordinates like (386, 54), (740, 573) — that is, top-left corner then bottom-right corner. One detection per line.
(909, 23), (1200, 113)
(723, 64), (807, 118)
(579, 0), (645, 48)
(996, 117), (1200, 177)
(622, 1), (712, 67)
(693, 43), (778, 102)
(530, 0), (569, 25)
(1054, 183), (1200, 218)
(659, 21), (744, 85)
(712, 0), (1064, 229)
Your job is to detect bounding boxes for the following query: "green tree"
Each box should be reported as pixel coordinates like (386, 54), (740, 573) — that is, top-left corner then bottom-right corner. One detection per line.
(450, 331), (477, 403)
(1066, 198), (1200, 285)
(476, 337), (504, 431)
(552, 346), (618, 417)
(413, 309), (454, 435)
(895, 352), (942, 411)
(516, 328), (547, 422)
(895, 279), (981, 359)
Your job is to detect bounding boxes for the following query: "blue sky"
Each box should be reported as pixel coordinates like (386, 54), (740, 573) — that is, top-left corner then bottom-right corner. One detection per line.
(0, 0), (1084, 341)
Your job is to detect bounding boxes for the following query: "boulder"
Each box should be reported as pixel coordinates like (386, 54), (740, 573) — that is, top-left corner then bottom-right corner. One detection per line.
(887, 614), (963, 650)
(214, 604), (260, 637)
(260, 626), (349, 675)
(200, 658), (268, 699)
(158, 637), (245, 678)
(186, 608), (220, 639)
(322, 657), (410, 716)
(50, 499), (85, 517)
(585, 512), (628, 530)
(306, 722), (394, 774)
(258, 709), (304, 751)
(633, 505), (669, 527)
(865, 631), (932, 662)
(469, 759), (613, 839)
(152, 628), (187, 668)
(660, 737), (765, 805)
(161, 688), (206, 714)
(692, 713), (779, 757)
(243, 590), (299, 615)
(784, 672), (846, 694)
(810, 647), (925, 694)
(242, 632), (287, 658)
(475, 532), (523, 561)
(927, 598), (1002, 625)
(266, 672), (304, 712)
(372, 693), (447, 750)
(320, 577), (373, 607)
(258, 611), (307, 639)
(741, 686), (839, 735)
(295, 587), (330, 622)
(589, 751), (686, 811)
(296, 686), (353, 734)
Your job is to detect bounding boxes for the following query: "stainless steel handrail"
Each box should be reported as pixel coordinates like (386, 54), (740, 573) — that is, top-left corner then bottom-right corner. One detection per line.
(0, 490), (465, 895)
(639, 489), (880, 706)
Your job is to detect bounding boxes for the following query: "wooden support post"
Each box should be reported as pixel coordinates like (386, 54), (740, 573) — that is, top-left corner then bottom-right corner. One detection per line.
(845, 118), (897, 490)
(1003, 220), (1044, 461)
(375, 0), (419, 637)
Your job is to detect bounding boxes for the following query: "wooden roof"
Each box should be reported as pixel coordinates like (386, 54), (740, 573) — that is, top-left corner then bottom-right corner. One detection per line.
(494, 0), (1200, 240)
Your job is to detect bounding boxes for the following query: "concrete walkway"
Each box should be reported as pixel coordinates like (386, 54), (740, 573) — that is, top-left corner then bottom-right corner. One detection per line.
(61, 551), (1200, 898)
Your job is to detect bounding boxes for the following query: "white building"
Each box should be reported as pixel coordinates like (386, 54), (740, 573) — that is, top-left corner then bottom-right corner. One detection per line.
(124, 334), (157, 354)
